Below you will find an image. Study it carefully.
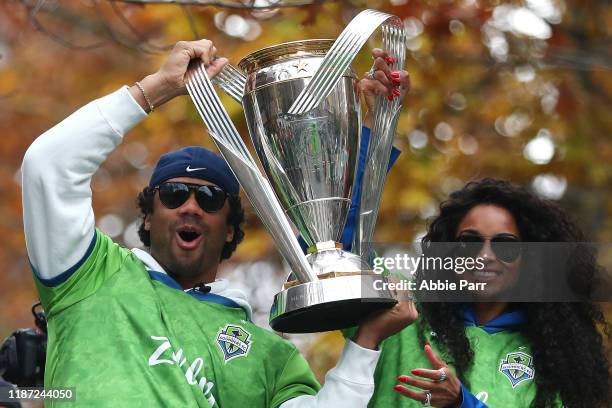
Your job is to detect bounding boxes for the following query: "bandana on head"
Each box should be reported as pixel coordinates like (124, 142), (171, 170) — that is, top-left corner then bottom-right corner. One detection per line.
(149, 146), (239, 195)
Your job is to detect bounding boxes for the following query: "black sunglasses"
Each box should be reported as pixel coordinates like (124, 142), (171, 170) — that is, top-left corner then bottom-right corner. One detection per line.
(454, 232), (522, 263)
(155, 182), (227, 213)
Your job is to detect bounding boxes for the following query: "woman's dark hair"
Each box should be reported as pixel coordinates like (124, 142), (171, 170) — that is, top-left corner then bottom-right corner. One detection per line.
(136, 186), (245, 261)
(416, 178), (610, 407)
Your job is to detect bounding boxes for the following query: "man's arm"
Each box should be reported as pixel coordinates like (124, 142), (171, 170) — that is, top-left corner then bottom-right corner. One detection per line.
(277, 340), (380, 408)
(21, 40), (225, 283)
(21, 87), (146, 283)
(277, 301), (418, 407)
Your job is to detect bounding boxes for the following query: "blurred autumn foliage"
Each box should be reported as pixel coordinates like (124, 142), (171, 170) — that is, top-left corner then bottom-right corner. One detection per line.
(0, 0), (610, 380)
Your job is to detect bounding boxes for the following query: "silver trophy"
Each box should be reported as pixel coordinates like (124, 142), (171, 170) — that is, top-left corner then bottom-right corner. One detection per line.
(187, 9), (406, 333)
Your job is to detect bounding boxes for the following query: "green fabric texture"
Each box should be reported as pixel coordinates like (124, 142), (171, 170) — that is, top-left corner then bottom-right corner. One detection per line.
(368, 320), (546, 407)
(34, 230), (319, 407)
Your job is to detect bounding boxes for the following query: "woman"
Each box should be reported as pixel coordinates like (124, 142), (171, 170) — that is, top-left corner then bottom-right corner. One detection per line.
(371, 178), (610, 407)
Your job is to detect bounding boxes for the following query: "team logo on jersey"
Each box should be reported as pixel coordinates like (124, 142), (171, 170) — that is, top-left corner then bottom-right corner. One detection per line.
(216, 324), (251, 362)
(499, 351), (535, 388)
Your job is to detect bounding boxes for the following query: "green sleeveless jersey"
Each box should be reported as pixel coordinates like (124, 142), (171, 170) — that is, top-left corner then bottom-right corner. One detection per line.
(367, 320), (558, 407)
(34, 230), (319, 407)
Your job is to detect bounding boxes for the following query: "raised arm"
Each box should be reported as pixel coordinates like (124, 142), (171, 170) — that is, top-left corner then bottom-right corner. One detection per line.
(21, 40), (226, 283)
(278, 301), (418, 407)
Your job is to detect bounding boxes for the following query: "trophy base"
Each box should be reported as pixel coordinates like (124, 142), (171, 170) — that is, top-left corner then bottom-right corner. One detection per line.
(269, 274), (397, 333)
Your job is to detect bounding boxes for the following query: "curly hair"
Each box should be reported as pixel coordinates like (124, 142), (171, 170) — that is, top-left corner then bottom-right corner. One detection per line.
(136, 186), (245, 261)
(416, 178), (610, 407)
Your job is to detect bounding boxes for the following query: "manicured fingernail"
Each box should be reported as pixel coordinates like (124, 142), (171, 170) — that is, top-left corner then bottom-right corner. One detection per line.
(425, 340), (431, 347)
(411, 369), (419, 374)
(392, 79), (401, 85)
(391, 71), (400, 78)
(393, 385), (403, 391)
(398, 375), (409, 382)
(387, 94), (393, 101)
(386, 56), (394, 64)
(393, 89), (401, 96)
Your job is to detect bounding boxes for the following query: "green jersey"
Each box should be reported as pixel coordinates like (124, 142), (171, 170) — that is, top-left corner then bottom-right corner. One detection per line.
(34, 230), (319, 407)
(367, 317), (562, 407)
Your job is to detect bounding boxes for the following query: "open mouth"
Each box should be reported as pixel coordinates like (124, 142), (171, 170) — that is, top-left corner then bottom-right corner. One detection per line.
(179, 230), (200, 242)
(176, 226), (203, 249)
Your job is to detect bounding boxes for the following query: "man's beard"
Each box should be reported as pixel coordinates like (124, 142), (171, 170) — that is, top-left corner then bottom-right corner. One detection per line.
(166, 254), (206, 280)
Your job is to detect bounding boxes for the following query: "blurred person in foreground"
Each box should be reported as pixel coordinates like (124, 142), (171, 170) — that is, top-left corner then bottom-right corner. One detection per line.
(366, 178), (610, 407)
(21, 39), (416, 406)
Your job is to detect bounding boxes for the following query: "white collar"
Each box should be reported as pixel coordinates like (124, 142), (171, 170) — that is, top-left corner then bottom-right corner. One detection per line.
(130, 248), (253, 320)
(131, 248), (165, 272)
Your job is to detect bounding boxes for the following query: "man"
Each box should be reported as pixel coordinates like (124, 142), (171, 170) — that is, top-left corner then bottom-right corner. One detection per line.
(21, 39), (414, 406)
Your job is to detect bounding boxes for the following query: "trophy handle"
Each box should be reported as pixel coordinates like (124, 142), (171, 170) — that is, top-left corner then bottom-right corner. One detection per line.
(186, 63), (318, 284)
(288, 9), (405, 115)
(211, 63), (246, 103)
(353, 106), (402, 263)
(284, 9), (406, 261)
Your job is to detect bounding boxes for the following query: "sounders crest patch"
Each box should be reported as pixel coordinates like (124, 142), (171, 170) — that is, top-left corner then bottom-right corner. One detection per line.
(216, 324), (251, 362)
(499, 351), (535, 388)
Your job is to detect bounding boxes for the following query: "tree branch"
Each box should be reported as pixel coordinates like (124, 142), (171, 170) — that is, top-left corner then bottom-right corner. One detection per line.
(108, 0), (325, 9)
(180, 4), (200, 40)
(109, 0), (173, 52)
(22, 0), (108, 49)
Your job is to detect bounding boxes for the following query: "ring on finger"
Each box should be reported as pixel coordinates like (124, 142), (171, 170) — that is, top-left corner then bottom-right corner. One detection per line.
(422, 390), (432, 407)
(366, 66), (377, 80)
(434, 367), (447, 383)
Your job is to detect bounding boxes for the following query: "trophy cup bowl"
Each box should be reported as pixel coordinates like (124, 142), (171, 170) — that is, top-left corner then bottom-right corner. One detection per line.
(238, 40), (396, 333)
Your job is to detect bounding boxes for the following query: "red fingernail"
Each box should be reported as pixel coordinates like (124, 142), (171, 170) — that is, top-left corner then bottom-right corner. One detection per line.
(393, 385), (403, 391)
(398, 375), (408, 382)
(425, 340), (431, 347)
(392, 79), (401, 85)
(391, 71), (400, 78)
(386, 56), (394, 65)
(393, 89), (401, 96)
(387, 95), (393, 101)
(411, 369), (419, 374)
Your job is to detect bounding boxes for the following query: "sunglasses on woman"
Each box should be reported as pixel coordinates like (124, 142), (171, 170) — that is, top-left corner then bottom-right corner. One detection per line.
(454, 232), (522, 263)
(155, 182), (227, 213)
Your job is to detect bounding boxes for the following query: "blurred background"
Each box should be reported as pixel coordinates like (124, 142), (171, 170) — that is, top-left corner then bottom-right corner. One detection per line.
(0, 0), (610, 381)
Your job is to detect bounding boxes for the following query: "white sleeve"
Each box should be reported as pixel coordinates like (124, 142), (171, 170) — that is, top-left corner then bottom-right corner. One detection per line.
(21, 87), (147, 282)
(279, 340), (380, 408)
